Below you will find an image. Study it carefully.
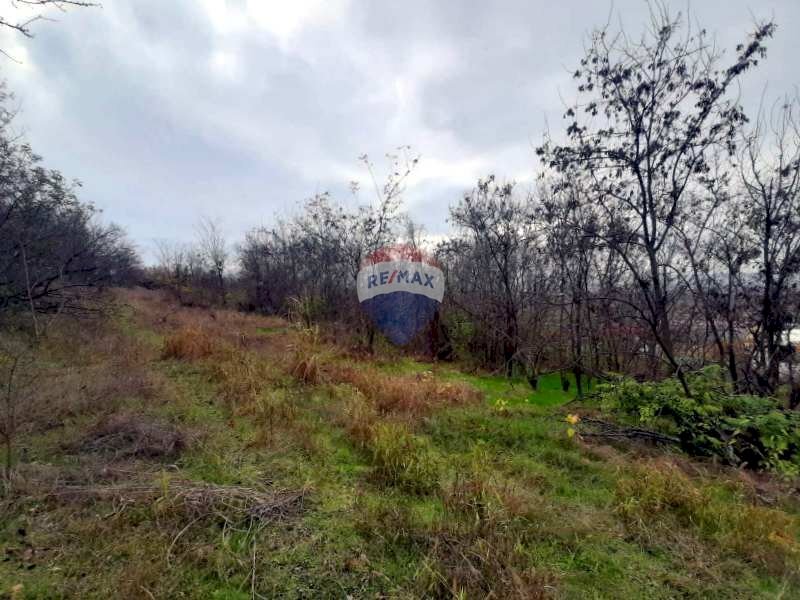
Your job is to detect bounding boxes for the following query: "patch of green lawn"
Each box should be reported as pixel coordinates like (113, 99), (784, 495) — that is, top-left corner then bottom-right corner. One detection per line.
(376, 356), (592, 406)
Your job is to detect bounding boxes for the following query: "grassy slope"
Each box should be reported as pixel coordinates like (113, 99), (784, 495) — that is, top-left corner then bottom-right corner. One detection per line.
(0, 289), (798, 599)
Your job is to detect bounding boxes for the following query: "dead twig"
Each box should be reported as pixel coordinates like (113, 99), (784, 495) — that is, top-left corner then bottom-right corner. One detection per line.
(578, 417), (680, 445)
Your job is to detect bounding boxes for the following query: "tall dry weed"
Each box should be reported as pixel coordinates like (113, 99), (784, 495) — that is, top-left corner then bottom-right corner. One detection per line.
(161, 326), (215, 360)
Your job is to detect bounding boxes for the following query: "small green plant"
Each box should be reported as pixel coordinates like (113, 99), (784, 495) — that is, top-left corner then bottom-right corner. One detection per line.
(493, 397), (510, 415)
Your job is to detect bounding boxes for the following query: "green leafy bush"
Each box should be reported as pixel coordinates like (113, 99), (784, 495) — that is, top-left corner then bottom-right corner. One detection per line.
(595, 367), (800, 474)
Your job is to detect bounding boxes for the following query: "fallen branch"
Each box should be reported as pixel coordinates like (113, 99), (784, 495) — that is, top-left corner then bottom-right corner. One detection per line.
(578, 417), (680, 445)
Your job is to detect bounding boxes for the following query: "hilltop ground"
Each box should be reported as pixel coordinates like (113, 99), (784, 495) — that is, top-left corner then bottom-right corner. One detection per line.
(0, 288), (798, 599)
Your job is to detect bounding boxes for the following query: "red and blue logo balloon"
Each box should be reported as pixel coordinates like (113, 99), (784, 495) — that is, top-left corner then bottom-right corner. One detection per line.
(356, 245), (444, 345)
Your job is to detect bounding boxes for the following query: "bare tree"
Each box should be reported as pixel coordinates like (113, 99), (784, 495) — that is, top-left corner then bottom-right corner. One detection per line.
(197, 217), (228, 306)
(237, 149), (417, 347)
(0, 0), (95, 36)
(154, 240), (192, 304)
(679, 182), (755, 388)
(539, 176), (600, 397)
(538, 5), (775, 395)
(445, 176), (541, 377)
(0, 0), (97, 61)
(0, 85), (138, 317)
(737, 97), (800, 394)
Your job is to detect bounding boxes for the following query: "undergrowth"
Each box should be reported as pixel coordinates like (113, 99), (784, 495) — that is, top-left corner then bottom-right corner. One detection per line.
(595, 366), (800, 474)
(2, 290), (798, 599)
(615, 459), (800, 579)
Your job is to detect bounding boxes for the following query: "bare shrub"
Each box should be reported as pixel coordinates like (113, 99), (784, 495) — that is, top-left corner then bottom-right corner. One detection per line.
(288, 349), (323, 385)
(0, 335), (36, 479)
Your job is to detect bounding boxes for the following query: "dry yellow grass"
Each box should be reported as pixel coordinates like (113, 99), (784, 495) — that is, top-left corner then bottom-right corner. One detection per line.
(210, 347), (271, 411)
(340, 388), (377, 449)
(615, 458), (800, 579)
(161, 326), (216, 360)
(327, 364), (483, 417)
(121, 287), (292, 352)
(288, 349), (324, 385)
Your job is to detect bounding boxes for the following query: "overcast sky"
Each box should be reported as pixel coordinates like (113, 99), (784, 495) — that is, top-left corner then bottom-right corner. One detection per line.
(1, 0), (798, 262)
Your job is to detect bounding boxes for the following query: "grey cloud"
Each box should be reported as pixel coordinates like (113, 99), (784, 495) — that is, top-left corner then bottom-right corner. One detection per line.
(0, 0), (798, 261)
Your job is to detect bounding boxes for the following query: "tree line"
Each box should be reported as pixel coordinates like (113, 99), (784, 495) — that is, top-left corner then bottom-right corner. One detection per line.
(2, 6), (797, 406)
(0, 83), (138, 328)
(225, 9), (800, 403)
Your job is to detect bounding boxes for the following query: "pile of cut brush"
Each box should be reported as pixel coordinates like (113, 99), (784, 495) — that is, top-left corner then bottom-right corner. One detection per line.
(44, 479), (309, 523)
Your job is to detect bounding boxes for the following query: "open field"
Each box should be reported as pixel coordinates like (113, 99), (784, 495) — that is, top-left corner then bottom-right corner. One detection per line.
(1, 288), (798, 599)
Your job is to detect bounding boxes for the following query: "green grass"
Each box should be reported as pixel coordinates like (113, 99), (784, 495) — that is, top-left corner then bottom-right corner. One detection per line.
(376, 356), (593, 406)
(453, 371), (590, 406)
